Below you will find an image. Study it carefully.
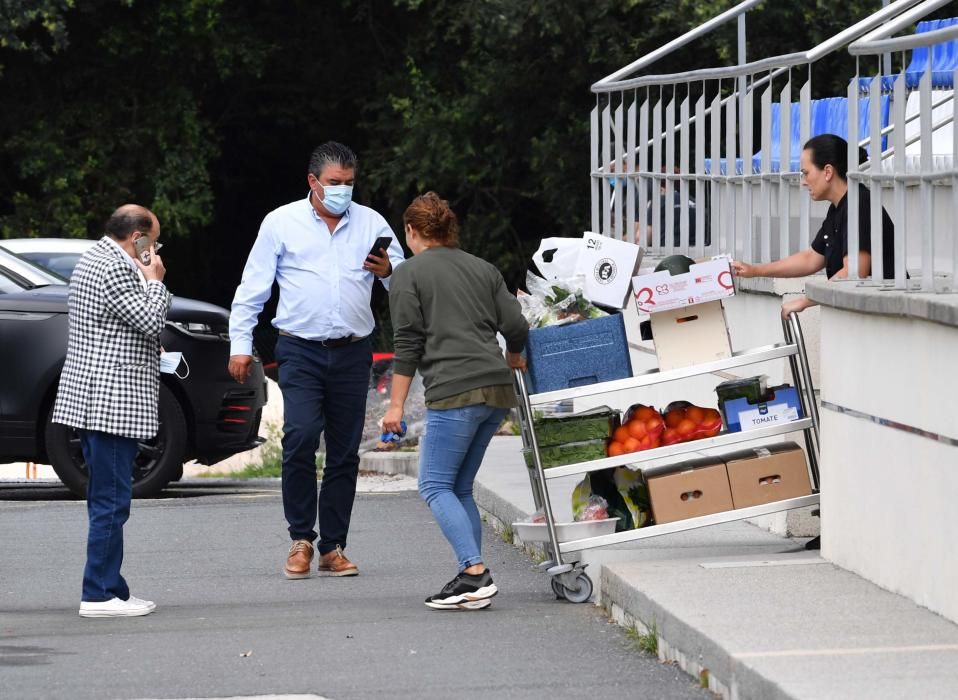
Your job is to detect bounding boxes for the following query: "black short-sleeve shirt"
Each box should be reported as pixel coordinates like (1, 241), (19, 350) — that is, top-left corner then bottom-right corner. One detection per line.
(811, 185), (896, 279)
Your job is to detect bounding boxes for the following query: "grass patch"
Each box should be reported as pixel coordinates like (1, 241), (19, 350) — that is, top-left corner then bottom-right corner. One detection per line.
(625, 619), (659, 656)
(200, 425), (323, 479)
(500, 524), (514, 544)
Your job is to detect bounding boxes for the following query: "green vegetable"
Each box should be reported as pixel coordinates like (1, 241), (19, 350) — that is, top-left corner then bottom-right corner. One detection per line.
(522, 439), (608, 469)
(533, 407), (618, 447)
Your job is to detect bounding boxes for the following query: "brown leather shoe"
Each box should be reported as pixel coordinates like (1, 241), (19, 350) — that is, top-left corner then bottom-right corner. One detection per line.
(284, 539), (314, 579)
(318, 545), (359, 577)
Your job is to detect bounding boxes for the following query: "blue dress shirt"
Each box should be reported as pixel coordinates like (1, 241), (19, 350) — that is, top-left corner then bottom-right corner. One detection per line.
(229, 194), (405, 356)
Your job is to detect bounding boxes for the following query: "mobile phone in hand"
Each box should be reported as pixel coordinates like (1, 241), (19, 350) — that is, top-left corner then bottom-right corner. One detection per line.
(366, 236), (393, 261)
(133, 236), (152, 264)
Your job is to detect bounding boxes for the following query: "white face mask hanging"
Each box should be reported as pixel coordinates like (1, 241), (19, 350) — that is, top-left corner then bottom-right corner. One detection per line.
(159, 351), (190, 379)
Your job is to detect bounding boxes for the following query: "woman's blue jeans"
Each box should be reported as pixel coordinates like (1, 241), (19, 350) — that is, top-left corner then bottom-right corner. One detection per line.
(418, 403), (508, 571)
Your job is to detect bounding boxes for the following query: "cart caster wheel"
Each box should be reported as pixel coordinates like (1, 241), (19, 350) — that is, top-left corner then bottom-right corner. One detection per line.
(550, 577), (566, 600)
(562, 573), (593, 604)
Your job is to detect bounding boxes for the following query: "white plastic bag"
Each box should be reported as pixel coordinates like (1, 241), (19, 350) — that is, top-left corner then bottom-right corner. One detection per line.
(532, 237), (581, 280)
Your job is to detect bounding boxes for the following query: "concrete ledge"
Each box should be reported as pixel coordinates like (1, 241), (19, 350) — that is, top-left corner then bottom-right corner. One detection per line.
(806, 278), (958, 328)
(358, 450), (419, 477)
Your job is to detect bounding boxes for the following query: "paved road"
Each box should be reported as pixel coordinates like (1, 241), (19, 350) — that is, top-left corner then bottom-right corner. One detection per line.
(0, 480), (709, 699)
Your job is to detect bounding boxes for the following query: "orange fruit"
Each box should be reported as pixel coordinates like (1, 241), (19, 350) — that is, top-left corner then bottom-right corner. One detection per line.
(676, 418), (697, 437)
(627, 420), (648, 439)
(622, 437), (641, 453)
(646, 417), (664, 436)
(613, 425), (630, 443)
(608, 441), (625, 457)
(704, 408), (722, 422)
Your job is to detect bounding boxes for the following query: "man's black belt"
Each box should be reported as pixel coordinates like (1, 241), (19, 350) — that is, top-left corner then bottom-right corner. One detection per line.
(279, 330), (367, 348)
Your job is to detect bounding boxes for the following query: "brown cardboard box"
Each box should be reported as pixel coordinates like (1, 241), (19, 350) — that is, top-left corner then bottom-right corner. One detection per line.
(649, 300), (732, 371)
(646, 456), (734, 524)
(724, 442), (812, 509)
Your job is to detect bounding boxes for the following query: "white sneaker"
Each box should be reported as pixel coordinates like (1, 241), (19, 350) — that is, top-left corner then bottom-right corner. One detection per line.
(127, 595), (156, 611)
(79, 597), (155, 618)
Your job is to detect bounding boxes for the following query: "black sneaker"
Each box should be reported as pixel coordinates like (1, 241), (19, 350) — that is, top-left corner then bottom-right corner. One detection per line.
(805, 535), (821, 550)
(425, 569), (498, 610)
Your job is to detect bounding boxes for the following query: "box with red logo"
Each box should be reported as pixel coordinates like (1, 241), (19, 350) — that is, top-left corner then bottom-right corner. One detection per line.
(631, 256), (735, 313)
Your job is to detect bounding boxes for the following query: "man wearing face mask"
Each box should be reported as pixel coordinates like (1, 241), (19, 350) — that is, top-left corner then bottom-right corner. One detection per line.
(228, 141), (404, 579)
(53, 204), (170, 617)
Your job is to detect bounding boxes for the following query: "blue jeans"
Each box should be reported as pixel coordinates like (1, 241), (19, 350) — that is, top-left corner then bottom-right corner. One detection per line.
(418, 404), (508, 571)
(78, 429), (138, 602)
(275, 334), (371, 553)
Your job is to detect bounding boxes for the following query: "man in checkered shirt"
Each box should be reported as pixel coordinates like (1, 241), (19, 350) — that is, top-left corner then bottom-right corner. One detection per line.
(52, 204), (172, 618)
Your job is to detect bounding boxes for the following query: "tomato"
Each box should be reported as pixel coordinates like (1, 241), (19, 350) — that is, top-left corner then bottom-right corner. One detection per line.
(661, 428), (682, 445)
(685, 405), (705, 424)
(635, 405), (658, 422)
(664, 409), (685, 429)
(646, 417), (664, 437)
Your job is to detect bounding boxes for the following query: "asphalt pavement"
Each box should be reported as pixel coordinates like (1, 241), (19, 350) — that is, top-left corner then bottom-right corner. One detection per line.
(0, 479), (710, 700)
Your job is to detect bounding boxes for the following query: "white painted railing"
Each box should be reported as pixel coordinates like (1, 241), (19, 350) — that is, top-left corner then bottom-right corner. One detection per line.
(591, 0), (956, 294)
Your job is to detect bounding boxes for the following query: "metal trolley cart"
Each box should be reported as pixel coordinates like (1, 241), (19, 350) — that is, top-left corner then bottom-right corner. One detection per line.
(512, 312), (821, 603)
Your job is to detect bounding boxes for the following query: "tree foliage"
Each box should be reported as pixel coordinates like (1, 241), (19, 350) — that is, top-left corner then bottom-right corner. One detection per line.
(0, 0), (931, 304)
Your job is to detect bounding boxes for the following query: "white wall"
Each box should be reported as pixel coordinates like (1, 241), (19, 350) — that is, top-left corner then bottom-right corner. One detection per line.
(819, 307), (958, 624)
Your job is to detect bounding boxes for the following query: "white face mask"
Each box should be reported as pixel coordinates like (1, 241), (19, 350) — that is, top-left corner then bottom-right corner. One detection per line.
(159, 351), (189, 379)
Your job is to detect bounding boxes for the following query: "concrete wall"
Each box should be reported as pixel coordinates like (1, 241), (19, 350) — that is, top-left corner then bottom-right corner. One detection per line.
(815, 303), (958, 624)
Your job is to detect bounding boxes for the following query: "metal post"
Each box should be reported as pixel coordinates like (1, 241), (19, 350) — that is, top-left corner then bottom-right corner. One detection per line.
(513, 369), (565, 567)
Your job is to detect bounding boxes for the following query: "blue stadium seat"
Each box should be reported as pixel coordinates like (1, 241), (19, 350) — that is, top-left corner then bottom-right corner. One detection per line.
(704, 94), (889, 175)
(859, 17), (958, 93)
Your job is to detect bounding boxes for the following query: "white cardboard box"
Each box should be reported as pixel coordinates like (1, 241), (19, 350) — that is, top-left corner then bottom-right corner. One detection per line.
(632, 256), (735, 313)
(577, 232), (643, 309)
(649, 300), (732, 370)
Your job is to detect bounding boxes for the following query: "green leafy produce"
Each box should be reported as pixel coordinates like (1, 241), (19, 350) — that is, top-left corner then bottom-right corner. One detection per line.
(522, 439), (608, 469)
(614, 467), (652, 528)
(533, 406), (618, 447)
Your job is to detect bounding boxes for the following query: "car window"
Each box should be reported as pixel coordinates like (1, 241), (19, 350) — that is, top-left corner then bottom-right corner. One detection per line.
(18, 251), (81, 279)
(0, 248), (66, 286)
(0, 269), (28, 294)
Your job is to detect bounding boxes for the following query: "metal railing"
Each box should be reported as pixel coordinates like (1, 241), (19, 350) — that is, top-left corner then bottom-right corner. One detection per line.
(590, 0), (956, 294)
(848, 19), (958, 292)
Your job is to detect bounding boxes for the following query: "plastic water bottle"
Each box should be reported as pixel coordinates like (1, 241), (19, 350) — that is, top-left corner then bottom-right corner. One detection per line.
(380, 420), (407, 444)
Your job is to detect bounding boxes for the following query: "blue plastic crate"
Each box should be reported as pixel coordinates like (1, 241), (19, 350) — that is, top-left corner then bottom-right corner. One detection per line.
(525, 313), (632, 395)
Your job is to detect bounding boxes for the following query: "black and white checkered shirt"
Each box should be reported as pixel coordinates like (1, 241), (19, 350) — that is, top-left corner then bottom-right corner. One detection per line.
(52, 237), (173, 439)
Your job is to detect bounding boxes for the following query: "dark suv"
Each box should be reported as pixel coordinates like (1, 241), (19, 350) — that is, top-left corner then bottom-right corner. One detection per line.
(0, 247), (267, 497)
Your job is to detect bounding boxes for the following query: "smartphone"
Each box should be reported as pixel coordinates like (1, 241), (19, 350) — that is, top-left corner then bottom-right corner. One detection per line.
(133, 236), (152, 264)
(366, 236), (393, 260)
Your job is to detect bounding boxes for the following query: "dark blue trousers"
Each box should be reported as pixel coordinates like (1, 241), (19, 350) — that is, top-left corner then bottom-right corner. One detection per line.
(78, 429), (138, 602)
(275, 334), (371, 554)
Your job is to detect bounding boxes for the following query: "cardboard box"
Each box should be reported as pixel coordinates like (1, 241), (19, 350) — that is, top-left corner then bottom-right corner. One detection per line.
(525, 312), (632, 394)
(577, 232), (644, 309)
(632, 256), (735, 313)
(724, 442), (812, 509)
(721, 386), (803, 432)
(646, 456), (734, 524)
(649, 300), (732, 371)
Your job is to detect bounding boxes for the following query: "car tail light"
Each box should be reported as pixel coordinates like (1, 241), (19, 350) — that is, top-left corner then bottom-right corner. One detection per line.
(217, 390), (259, 433)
